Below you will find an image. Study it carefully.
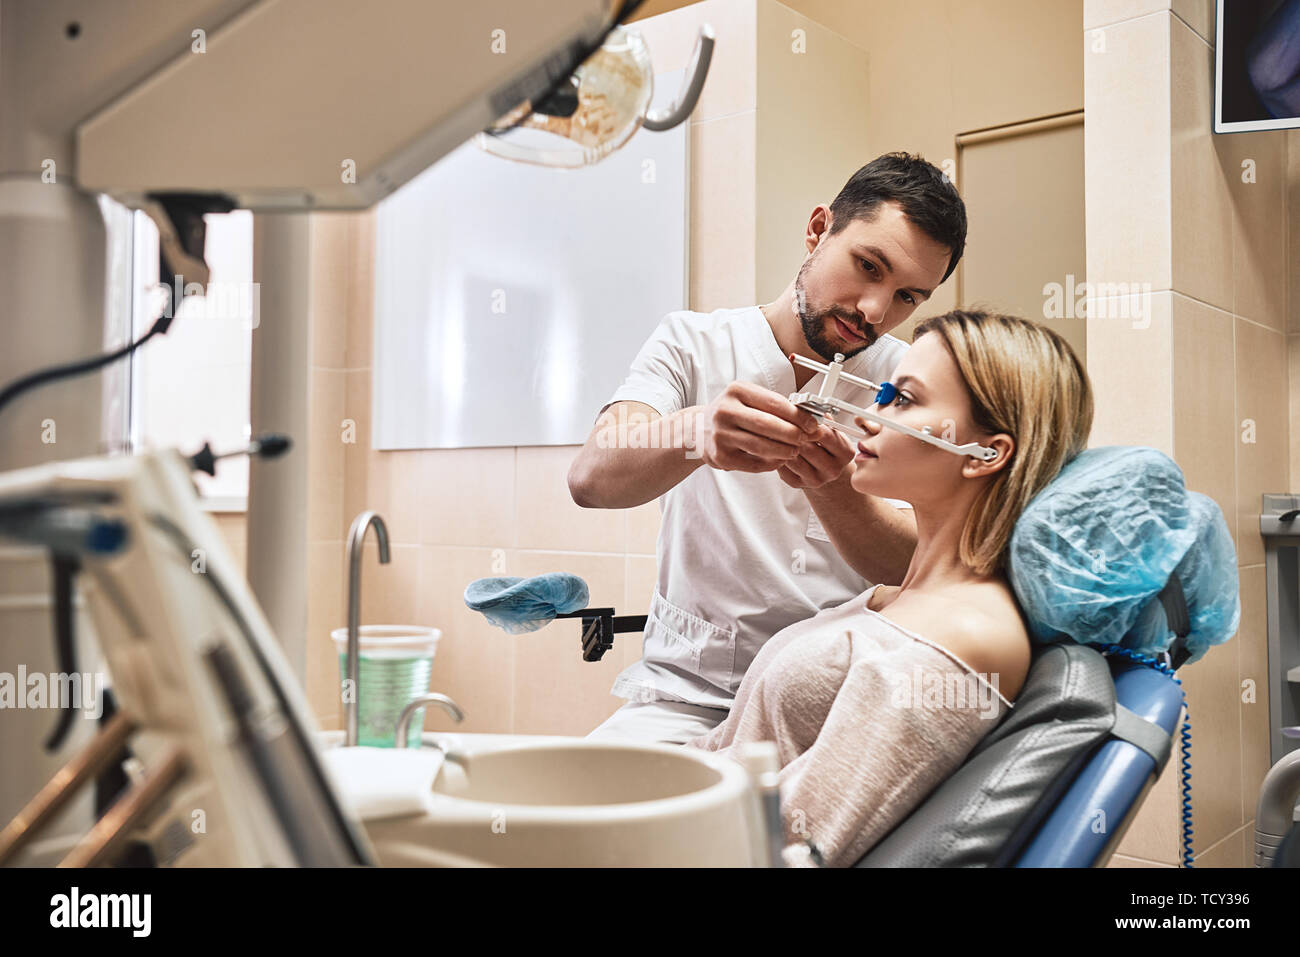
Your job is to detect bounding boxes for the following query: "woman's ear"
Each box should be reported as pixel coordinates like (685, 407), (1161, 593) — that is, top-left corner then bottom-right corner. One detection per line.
(963, 433), (1014, 478)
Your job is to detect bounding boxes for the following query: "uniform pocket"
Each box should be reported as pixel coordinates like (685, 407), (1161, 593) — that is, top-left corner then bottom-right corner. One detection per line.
(806, 508), (831, 543)
(646, 588), (738, 692)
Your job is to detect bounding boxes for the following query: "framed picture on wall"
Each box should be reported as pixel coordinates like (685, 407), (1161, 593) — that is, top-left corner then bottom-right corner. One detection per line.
(1214, 0), (1300, 133)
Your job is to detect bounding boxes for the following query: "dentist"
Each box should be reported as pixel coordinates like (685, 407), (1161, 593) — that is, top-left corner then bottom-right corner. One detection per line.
(568, 152), (968, 744)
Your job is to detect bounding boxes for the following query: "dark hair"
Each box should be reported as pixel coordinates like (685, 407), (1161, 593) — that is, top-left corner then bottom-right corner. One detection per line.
(827, 152), (967, 283)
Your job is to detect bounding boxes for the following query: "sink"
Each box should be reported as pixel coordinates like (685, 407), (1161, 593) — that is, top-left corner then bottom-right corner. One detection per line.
(432, 741), (725, 805)
(319, 731), (768, 867)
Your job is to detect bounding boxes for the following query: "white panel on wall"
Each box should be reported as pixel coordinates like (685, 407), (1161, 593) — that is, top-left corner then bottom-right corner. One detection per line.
(373, 69), (689, 450)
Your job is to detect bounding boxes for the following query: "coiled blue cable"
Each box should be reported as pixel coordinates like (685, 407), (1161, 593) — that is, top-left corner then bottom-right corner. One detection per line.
(1099, 643), (1194, 868)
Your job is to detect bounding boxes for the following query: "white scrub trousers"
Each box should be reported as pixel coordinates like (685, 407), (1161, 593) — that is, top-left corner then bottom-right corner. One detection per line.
(586, 699), (728, 745)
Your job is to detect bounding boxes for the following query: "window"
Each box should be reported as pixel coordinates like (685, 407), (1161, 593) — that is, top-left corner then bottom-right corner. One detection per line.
(109, 201), (255, 509)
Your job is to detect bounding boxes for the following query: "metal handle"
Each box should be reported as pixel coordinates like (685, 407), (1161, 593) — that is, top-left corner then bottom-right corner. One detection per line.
(641, 25), (715, 131)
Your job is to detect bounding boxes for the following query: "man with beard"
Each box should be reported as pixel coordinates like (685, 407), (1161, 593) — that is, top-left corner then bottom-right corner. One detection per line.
(569, 152), (967, 744)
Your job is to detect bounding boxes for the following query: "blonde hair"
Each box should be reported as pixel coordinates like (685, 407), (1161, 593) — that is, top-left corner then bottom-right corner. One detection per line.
(911, 310), (1093, 577)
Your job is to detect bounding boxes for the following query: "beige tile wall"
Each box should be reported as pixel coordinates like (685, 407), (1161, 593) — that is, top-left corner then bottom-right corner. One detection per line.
(1085, 0), (1294, 868)
(297, 0), (874, 740)
(1289, 130), (1300, 501)
(302, 207), (662, 738)
(633, 0), (1089, 325)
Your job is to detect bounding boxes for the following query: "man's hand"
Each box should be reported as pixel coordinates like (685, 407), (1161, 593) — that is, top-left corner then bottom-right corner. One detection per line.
(697, 381), (822, 473)
(776, 422), (855, 489)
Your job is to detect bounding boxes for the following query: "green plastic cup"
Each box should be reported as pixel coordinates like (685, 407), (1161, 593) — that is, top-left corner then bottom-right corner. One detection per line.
(331, 625), (441, 747)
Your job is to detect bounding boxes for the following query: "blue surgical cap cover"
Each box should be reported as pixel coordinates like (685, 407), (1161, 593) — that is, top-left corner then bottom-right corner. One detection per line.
(1007, 446), (1239, 664)
(464, 573), (591, 634)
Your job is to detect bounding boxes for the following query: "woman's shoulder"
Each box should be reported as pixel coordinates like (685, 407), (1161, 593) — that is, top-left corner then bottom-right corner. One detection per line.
(940, 583), (1031, 700)
(876, 580), (1032, 700)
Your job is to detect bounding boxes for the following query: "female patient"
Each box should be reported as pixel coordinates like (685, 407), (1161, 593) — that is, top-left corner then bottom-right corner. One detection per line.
(684, 309), (1093, 867)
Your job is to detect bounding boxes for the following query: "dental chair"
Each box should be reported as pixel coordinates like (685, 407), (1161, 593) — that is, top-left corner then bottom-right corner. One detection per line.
(855, 637), (1186, 867)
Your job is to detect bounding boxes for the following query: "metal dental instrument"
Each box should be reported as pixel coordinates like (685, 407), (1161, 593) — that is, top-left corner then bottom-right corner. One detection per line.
(787, 352), (1000, 462)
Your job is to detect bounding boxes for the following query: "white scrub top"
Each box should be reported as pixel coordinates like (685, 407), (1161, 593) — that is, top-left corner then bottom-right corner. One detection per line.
(601, 305), (912, 710)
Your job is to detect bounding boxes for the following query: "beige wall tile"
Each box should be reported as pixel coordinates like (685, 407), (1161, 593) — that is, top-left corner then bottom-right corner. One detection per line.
(1291, 336), (1300, 491)
(416, 546), (517, 734)
(780, 0), (1084, 194)
(1179, 638), (1243, 850)
(1194, 825), (1248, 867)
(1236, 564), (1273, 828)
(306, 540), (345, 729)
(793, 0), (953, 158)
(516, 445), (628, 552)
(948, 0), (1085, 132)
(510, 551), (629, 735)
(1106, 852), (1175, 867)
(376, 450), (424, 546)
(690, 112), (757, 310)
(1171, 295), (1237, 555)
(1289, 133), (1300, 336)
(1115, 746), (1181, 862)
(343, 452), (392, 550)
(342, 370), (385, 530)
(1084, 0), (1170, 30)
(1169, 0), (1214, 44)
(1170, 14), (1233, 311)
(415, 447), (517, 548)
(695, 0), (758, 121)
(308, 213), (352, 369)
(346, 210), (375, 371)
(1221, 131), (1288, 332)
(959, 120), (1087, 362)
(1084, 14), (1172, 296)
(1234, 318), (1289, 566)
(1085, 291), (1173, 451)
(210, 512), (247, 579)
(1239, 825), (1256, 868)
(353, 539), (421, 625)
(754, 0), (870, 306)
(1083, 0), (1207, 44)
(308, 369), (345, 543)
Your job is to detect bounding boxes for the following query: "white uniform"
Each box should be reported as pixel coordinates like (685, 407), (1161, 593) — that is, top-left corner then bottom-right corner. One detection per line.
(586, 305), (912, 744)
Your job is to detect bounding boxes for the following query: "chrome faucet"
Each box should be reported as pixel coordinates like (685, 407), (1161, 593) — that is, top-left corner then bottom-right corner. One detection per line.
(344, 510), (390, 747)
(394, 692), (465, 749)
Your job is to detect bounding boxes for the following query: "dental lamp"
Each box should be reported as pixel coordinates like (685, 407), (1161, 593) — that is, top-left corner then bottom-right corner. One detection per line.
(476, 22), (714, 168)
(788, 353), (1000, 462)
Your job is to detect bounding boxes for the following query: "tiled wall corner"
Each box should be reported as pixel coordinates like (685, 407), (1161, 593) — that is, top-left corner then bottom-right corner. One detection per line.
(1085, 2), (1296, 866)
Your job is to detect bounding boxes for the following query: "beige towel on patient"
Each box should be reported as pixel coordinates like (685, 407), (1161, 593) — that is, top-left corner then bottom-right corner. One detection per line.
(686, 585), (1013, 868)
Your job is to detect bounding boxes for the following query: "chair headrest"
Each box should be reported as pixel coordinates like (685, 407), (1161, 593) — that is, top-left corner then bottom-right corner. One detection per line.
(1007, 446), (1239, 666)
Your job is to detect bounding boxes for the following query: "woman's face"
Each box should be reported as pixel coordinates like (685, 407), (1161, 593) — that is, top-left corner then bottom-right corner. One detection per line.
(848, 333), (1003, 508)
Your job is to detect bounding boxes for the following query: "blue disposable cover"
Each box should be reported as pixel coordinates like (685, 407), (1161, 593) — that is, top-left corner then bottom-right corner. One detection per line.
(1007, 446), (1239, 664)
(463, 573), (591, 634)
